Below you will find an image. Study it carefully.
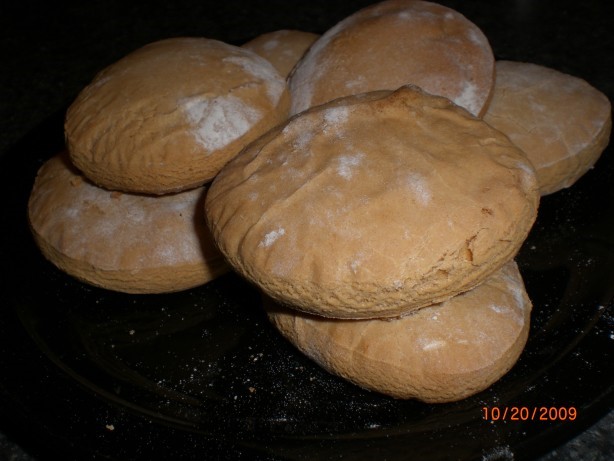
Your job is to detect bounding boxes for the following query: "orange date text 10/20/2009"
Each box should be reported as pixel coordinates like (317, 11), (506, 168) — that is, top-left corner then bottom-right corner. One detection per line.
(482, 406), (577, 422)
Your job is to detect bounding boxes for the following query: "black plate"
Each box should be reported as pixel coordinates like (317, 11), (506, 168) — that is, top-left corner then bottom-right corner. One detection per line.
(1, 104), (614, 461)
(1, 2), (614, 460)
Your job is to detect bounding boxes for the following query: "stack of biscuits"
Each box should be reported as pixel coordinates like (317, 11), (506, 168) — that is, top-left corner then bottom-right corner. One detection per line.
(28, 0), (611, 402)
(28, 37), (291, 294)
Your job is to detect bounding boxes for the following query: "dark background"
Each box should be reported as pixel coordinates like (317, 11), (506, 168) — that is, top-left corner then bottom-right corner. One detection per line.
(1, 1), (613, 459)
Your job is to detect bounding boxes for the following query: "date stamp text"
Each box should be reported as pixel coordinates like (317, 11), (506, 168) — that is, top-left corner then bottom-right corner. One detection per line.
(482, 406), (577, 422)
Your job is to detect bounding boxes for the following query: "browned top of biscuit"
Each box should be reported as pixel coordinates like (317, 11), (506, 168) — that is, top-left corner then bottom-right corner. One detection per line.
(289, 0), (494, 116)
(205, 86), (539, 319)
(65, 37), (290, 194)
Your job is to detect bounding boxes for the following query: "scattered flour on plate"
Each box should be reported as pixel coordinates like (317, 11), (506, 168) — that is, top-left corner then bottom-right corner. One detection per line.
(482, 445), (514, 460)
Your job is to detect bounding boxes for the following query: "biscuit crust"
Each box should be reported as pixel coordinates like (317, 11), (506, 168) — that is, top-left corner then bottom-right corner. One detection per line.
(66, 37), (290, 194)
(29, 153), (229, 293)
(289, 0), (495, 116)
(205, 86), (539, 318)
(243, 30), (319, 78)
(484, 60), (612, 195)
(267, 261), (531, 402)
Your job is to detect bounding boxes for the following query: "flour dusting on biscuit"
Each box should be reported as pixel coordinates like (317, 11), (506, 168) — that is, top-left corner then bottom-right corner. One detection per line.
(266, 261), (532, 402)
(484, 60), (611, 195)
(289, 0), (495, 116)
(206, 86), (539, 319)
(66, 37), (290, 194)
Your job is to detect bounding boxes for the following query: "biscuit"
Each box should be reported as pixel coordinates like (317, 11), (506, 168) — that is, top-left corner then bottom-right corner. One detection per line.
(28, 153), (229, 294)
(289, 0), (495, 116)
(266, 261), (531, 402)
(205, 86), (539, 319)
(483, 60), (611, 195)
(242, 29), (319, 78)
(65, 37), (290, 194)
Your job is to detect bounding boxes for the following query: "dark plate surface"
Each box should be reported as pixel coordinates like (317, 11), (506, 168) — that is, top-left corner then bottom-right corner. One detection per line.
(1, 1), (614, 460)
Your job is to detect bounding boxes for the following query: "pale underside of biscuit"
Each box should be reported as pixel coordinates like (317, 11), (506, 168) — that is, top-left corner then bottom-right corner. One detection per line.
(267, 261), (532, 403)
(65, 37), (290, 194)
(289, 0), (495, 117)
(483, 60), (611, 196)
(28, 153), (229, 294)
(205, 86), (539, 319)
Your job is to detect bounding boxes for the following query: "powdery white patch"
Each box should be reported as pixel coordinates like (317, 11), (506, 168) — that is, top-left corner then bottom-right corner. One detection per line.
(323, 106), (350, 132)
(64, 206), (80, 219)
(348, 250), (367, 274)
(292, 130), (314, 153)
(344, 75), (366, 91)
(405, 173), (431, 206)
(222, 55), (285, 104)
(283, 116), (319, 153)
(91, 75), (112, 88)
(490, 304), (508, 314)
(454, 82), (480, 116)
(282, 166), (306, 181)
(154, 238), (194, 265)
(181, 94), (262, 153)
(282, 48), (296, 58)
(223, 55), (277, 81)
(262, 39), (280, 51)
(512, 160), (537, 189)
(488, 272), (528, 326)
(53, 171), (205, 268)
(419, 338), (447, 351)
(511, 287), (526, 311)
(126, 206), (146, 223)
(166, 194), (196, 213)
(482, 445), (514, 461)
(336, 153), (364, 180)
(260, 227), (285, 248)
(491, 302), (524, 327)
(466, 28), (485, 48)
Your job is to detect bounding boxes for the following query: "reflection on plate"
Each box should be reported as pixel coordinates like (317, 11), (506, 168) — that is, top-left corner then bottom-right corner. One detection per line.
(0, 109), (613, 461)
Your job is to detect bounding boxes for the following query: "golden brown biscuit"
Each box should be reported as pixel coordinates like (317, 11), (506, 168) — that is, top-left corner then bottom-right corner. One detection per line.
(266, 261), (531, 403)
(483, 60), (611, 195)
(28, 153), (229, 293)
(289, 0), (495, 116)
(242, 29), (319, 78)
(66, 37), (290, 194)
(205, 86), (539, 319)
